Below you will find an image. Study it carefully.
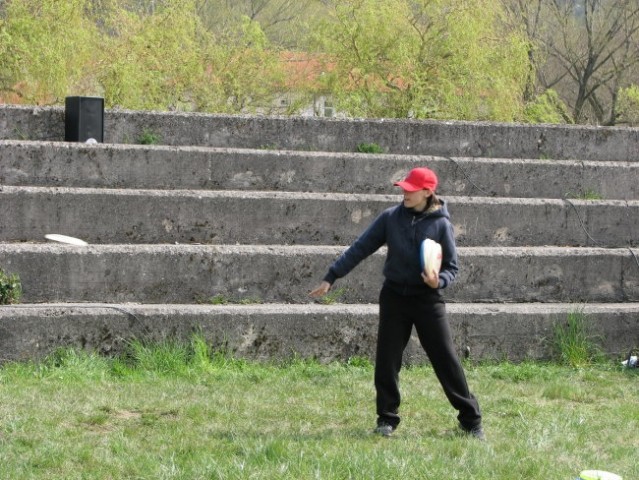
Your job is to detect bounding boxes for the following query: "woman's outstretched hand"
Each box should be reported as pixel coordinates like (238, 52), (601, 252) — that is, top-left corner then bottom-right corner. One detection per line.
(309, 281), (331, 298)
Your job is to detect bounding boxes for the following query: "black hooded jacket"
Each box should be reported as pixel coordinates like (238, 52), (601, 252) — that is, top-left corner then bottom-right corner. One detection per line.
(323, 199), (459, 296)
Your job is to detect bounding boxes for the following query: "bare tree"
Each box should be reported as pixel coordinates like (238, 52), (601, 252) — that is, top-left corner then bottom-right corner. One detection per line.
(541, 0), (639, 124)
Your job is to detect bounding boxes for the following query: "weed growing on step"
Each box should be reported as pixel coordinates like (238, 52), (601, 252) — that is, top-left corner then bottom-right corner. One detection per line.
(356, 142), (384, 154)
(0, 268), (22, 304)
(552, 309), (604, 367)
(13, 127), (30, 140)
(579, 189), (604, 200)
(0, 339), (637, 480)
(565, 189), (604, 200)
(138, 129), (161, 145)
(207, 294), (229, 305)
(317, 286), (348, 304)
(238, 296), (263, 305)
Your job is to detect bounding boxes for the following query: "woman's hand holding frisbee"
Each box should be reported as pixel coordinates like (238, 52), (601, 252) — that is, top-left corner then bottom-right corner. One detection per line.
(422, 270), (439, 289)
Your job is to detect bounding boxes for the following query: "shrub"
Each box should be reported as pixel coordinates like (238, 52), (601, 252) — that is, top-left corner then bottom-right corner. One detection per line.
(138, 129), (161, 145)
(0, 268), (22, 305)
(356, 142), (384, 154)
(616, 84), (639, 126)
(524, 89), (573, 124)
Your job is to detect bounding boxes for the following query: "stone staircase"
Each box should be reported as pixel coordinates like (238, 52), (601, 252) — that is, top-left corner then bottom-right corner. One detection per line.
(1, 105), (638, 363)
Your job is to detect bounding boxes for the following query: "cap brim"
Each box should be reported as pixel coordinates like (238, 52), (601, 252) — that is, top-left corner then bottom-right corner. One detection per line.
(394, 181), (422, 192)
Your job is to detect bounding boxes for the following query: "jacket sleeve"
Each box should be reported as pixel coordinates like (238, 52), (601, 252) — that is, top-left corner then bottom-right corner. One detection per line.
(323, 212), (387, 285)
(437, 220), (459, 289)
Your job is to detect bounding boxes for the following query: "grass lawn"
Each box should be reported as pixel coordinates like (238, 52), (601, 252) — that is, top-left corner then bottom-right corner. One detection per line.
(0, 339), (637, 480)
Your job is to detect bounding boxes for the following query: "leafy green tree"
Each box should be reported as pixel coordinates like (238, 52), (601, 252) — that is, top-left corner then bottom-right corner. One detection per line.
(500, 0), (545, 104)
(0, 0), (285, 113)
(0, 0), (101, 104)
(1, 0), (538, 121)
(310, 0), (530, 121)
(200, 15), (286, 113)
(97, 0), (212, 110)
(195, 0), (322, 48)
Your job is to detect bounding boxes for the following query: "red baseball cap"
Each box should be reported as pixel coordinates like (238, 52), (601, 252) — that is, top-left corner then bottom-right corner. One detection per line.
(394, 167), (438, 192)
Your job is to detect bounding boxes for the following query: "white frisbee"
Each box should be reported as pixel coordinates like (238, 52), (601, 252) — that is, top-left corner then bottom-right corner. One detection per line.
(579, 471), (622, 480)
(420, 238), (442, 275)
(45, 234), (89, 246)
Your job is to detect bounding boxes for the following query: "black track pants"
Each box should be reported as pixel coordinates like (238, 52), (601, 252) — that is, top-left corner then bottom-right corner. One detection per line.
(374, 285), (482, 430)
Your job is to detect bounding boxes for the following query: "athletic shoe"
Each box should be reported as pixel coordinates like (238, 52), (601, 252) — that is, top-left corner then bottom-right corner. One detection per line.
(373, 423), (394, 437)
(460, 424), (486, 441)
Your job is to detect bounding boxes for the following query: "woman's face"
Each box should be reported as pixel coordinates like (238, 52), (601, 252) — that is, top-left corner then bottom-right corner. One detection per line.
(401, 188), (433, 211)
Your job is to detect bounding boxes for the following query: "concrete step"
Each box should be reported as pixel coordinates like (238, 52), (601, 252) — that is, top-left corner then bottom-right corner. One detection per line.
(2, 302), (638, 363)
(4, 105), (639, 162)
(1, 244), (637, 304)
(2, 140), (638, 199)
(1, 186), (637, 247)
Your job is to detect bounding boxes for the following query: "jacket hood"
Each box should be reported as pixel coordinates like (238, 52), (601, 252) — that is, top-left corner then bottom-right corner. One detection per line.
(402, 198), (450, 220)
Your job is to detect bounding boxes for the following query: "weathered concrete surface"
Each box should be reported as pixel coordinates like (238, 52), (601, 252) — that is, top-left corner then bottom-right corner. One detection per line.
(1, 303), (637, 364)
(1, 244), (637, 304)
(2, 140), (639, 199)
(4, 105), (639, 161)
(1, 186), (638, 247)
(1, 104), (638, 364)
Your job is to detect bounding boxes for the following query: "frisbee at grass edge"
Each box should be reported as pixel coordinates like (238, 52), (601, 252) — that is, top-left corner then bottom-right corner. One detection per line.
(579, 471), (623, 480)
(45, 234), (89, 246)
(420, 238), (442, 274)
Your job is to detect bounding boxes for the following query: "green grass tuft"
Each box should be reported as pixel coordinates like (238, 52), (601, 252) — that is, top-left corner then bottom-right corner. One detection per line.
(552, 310), (605, 367)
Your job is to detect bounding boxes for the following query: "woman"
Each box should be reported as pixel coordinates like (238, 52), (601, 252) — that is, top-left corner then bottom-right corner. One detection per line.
(309, 167), (484, 440)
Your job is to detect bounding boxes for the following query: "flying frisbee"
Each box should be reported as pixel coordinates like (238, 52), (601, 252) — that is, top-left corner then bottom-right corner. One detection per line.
(45, 234), (89, 246)
(420, 238), (442, 275)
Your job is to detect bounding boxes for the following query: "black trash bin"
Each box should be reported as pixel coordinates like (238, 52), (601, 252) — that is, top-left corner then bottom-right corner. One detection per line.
(65, 96), (104, 142)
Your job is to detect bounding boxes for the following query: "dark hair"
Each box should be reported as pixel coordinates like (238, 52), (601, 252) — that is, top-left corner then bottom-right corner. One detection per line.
(426, 192), (441, 210)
